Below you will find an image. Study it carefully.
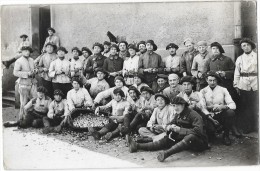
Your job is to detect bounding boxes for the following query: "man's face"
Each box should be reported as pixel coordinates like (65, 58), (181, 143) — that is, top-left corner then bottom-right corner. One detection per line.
(129, 90), (137, 100)
(168, 47), (177, 56)
(139, 44), (147, 53)
(104, 45), (110, 53)
(82, 51), (90, 58)
(207, 76), (218, 88)
(48, 30), (54, 36)
(37, 92), (45, 99)
(72, 81), (80, 91)
(115, 80), (123, 87)
(168, 77), (179, 87)
(72, 50), (79, 57)
(128, 49), (136, 56)
(146, 43), (153, 51)
(57, 50), (65, 57)
(198, 45), (207, 54)
(93, 46), (101, 54)
(119, 43), (127, 52)
(157, 78), (166, 88)
(141, 91), (151, 100)
(96, 71), (105, 80)
(46, 45), (54, 54)
(134, 77), (142, 85)
(185, 42), (195, 52)
(211, 46), (220, 56)
(182, 82), (193, 94)
(241, 42), (252, 54)
(22, 50), (30, 57)
(54, 94), (62, 102)
(173, 104), (185, 114)
(114, 93), (122, 102)
(110, 47), (117, 55)
(156, 97), (166, 108)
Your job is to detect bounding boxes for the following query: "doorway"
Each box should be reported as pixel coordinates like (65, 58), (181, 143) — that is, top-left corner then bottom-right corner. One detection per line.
(39, 6), (51, 51)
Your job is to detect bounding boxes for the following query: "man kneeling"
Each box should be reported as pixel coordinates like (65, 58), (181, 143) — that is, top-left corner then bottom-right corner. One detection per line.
(129, 96), (208, 162)
(42, 89), (67, 134)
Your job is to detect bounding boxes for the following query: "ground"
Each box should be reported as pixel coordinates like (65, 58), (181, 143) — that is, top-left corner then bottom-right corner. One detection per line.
(2, 107), (260, 169)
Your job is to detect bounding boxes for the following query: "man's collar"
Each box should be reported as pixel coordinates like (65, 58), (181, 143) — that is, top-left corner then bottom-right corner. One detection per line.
(211, 54), (223, 61)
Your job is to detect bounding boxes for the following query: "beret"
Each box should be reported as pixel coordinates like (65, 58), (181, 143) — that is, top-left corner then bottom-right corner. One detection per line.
(210, 42), (225, 53)
(21, 46), (33, 53)
(166, 43), (179, 50)
(54, 89), (64, 97)
(155, 93), (170, 104)
(183, 38), (194, 45)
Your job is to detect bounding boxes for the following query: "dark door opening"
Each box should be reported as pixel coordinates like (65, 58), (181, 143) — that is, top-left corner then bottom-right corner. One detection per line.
(39, 6), (51, 51)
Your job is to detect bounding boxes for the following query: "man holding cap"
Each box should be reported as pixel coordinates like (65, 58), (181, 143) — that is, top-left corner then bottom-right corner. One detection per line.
(42, 27), (60, 53)
(191, 40), (210, 90)
(181, 38), (199, 76)
(138, 40), (164, 87)
(234, 38), (258, 134)
(164, 43), (185, 77)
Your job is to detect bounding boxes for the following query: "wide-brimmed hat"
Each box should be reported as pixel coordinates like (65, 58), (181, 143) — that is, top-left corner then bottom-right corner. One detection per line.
(94, 67), (108, 77)
(54, 89), (64, 97)
(20, 34), (28, 39)
(92, 42), (104, 52)
(155, 93), (170, 104)
(137, 41), (146, 49)
(45, 42), (57, 51)
(81, 47), (93, 56)
(37, 86), (48, 94)
(239, 38), (256, 49)
(206, 71), (221, 82)
(140, 86), (154, 95)
(71, 47), (82, 56)
(180, 76), (196, 85)
(113, 87), (125, 98)
(110, 44), (120, 52)
(128, 44), (139, 52)
(210, 42), (225, 53)
(47, 27), (56, 33)
(56, 46), (68, 54)
(21, 46), (33, 53)
(171, 96), (189, 106)
(166, 43), (179, 50)
(146, 40), (157, 51)
(128, 86), (141, 96)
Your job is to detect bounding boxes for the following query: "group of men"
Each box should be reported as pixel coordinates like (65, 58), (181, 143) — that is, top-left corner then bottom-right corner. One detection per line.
(2, 27), (258, 162)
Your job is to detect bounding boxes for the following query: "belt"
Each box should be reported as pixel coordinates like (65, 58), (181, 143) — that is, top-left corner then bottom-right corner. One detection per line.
(240, 73), (258, 77)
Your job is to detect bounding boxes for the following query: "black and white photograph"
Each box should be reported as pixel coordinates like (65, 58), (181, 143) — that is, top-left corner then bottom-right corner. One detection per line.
(1, 0), (259, 170)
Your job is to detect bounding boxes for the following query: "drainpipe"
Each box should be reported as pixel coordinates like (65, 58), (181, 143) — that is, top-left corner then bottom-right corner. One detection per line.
(233, 1), (243, 60)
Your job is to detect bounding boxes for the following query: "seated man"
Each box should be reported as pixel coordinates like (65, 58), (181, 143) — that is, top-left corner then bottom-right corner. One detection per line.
(129, 97), (208, 162)
(42, 89), (68, 134)
(93, 76), (129, 106)
(138, 94), (175, 142)
(152, 74), (169, 94)
(200, 71), (240, 145)
(66, 77), (93, 115)
(20, 86), (52, 128)
(92, 88), (130, 141)
(84, 67), (110, 98)
(163, 73), (183, 103)
(126, 86), (157, 137)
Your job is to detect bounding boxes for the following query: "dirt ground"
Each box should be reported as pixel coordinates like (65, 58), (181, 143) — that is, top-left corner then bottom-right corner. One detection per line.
(2, 107), (260, 168)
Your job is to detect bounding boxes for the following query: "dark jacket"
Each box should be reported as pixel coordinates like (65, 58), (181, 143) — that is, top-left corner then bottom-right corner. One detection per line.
(181, 49), (199, 76)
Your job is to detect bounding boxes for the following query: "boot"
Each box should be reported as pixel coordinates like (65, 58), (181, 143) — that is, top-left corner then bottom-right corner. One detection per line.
(2, 58), (17, 69)
(104, 128), (120, 142)
(136, 136), (153, 143)
(3, 121), (19, 127)
(92, 127), (109, 140)
(231, 125), (242, 138)
(129, 137), (164, 153)
(42, 127), (55, 134)
(157, 140), (189, 162)
(222, 131), (231, 146)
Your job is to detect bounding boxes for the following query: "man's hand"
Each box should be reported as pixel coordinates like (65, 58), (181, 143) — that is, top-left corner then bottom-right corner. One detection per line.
(56, 70), (62, 75)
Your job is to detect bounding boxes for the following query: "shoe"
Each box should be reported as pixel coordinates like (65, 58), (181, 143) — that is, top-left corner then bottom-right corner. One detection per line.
(222, 135), (231, 146)
(42, 127), (54, 134)
(129, 137), (137, 153)
(157, 152), (166, 162)
(3, 121), (19, 127)
(231, 127), (243, 138)
(104, 132), (113, 141)
(92, 131), (101, 140)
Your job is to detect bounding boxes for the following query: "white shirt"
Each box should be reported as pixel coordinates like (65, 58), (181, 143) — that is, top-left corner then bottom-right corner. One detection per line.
(122, 55), (139, 75)
(164, 55), (182, 69)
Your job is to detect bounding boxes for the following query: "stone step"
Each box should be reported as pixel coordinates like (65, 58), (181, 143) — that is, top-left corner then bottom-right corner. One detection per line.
(2, 96), (15, 106)
(2, 90), (15, 97)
